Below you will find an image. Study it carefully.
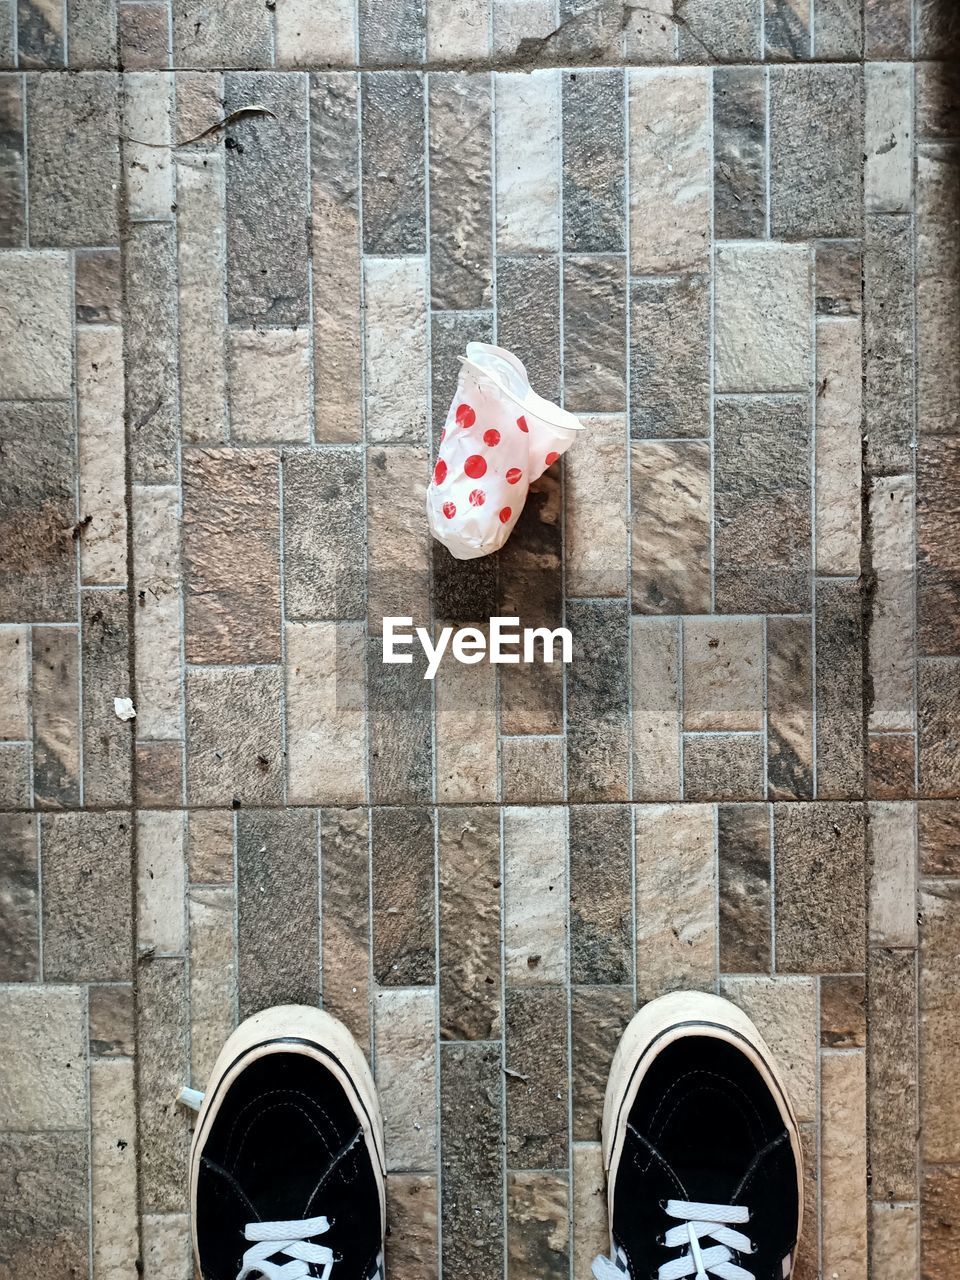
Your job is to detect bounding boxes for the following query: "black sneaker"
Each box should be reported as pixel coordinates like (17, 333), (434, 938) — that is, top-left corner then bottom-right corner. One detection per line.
(189, 1006), (386, 1280)
(593, 992), (803, 1280)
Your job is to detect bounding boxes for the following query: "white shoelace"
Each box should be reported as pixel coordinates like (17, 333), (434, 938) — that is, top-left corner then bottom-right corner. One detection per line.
(592, 1200), (756, 1280)
(237, 1215), (336, 1280)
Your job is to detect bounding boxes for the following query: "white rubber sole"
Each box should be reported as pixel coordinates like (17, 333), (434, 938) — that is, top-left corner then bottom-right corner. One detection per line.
(601, 991), (803, 1270)
(189, 1005), (386, 1264)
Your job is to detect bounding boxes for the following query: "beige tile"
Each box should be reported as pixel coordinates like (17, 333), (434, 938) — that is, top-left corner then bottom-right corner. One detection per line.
(815, 317), (862, 576)
(91, 1058), (139, 1279)
(89, 983), (135, 1059)
(0, 984), (85, 1129)
(868, 947), (918, 1202)
(917, 144), (960, 439)
(189, 885), (236, 1088)
(629, 69), (710, 274)
(285, 621), (366, 804)
(122, 72), (174, 219)
(507, 1170), (570, 1280)
(0, 252), (71, 399)
(635, 804), (715, 1002)
(623, 0), (676, 58)
(871, 1203), (918, 1280)
(565, 413), (628, 598)
(715, 243), (813, 393)
(133, 485), (183, 741)
(632, 617), (681, 801)
(504, 806), (567, 985)
(187, 809), (234, 885)
(921, 1164), (960, 1279)
(501, 735), (565, 805)
(869, 474), (915, 733)
(920, 880), (960, 1163)
(229, 327), (312, 443)
(321, 808), (371, 1052)
(427, 0), (492, 58)
(141, 1213), (192, 1280)
(683, 616), (764, 731)
(821, 1050), (868, 1280)
(275, 0), (356, 64)
(0, 625), (29, 739)
(374, 987), (437, 1172)
(367, 445), (430, 631)
(820, 974), (866, 1049)
(720, 975), (818, 1124)
(137, 810), (186, 956)
(177, 151), (228, 445)
(435, 625), (498, 803)
(495, 71), (560, 254)
(385, 1173), (439, 1280)
(572, 1143), (608, 1278)
(869, 801), (918, 946)
(31, 625), (80, 808)
(363, 257), (429, 444)
(865, 63), (913, 213)
(76, 325), (127, 586)
(631, 441), (711, 615)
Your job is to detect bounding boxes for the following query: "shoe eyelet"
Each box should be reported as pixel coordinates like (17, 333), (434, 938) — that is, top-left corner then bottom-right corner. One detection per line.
(657, 1199), (667, 1210)
(655, 1234), (664, 1247)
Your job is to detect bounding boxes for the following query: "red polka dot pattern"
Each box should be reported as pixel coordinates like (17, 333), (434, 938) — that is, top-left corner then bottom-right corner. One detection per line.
(499, 506), (512, 524)
(483, 428), (501, 447)
(464, 454), (487, 479)
(456, 404), (476, 428)
(469, 488), (485, 507)
(545, 451), (559, 466)
(442, 501), (456, 519)
(516, 415), (529, 433)
(433, 458), (447, 486)
(505, 467), (522, 485)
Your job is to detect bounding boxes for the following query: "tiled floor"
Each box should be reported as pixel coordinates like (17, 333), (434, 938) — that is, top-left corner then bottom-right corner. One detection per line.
(1, 1), (958, 1277)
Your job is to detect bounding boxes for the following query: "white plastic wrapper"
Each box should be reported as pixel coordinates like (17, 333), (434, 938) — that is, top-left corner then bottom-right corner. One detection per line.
(426, 343), (584, 560)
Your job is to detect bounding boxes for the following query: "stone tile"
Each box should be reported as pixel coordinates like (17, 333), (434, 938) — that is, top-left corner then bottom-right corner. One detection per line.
(554, 0), (628, 60)
(434, 627), (497, 804)
(185, 666), (284, 807)
(677, 0), (761, 60)
(375, 987), (437, 1171)
(865, 64), (913, 214)
(132, 485), (181, 741)
(715, 397), (811, 613)
(283, 449), (364, 621)
(0, 813), (38, 981)
(429, 73), (492, 311)
(871, 1203), (919, 1280)
(864, 0), (911, 57)
(816, 579), (865, 799)
(774, 802), (866, 973)
(820, 974), (866, 1048)
(629, 69), (709, 274)
(816, 240), (862, 317)
(372, 807), (435, 986)
(0, 742), (30, 808)
(766, 616), (813, 799)
(868, 733), (917, 799)
(570, 804), (632, 986)
(311, 73), (362, 443)
(632, 616), (681, 801)
(0, 1130), (88, 1273)
(141, 1213), (192, 1279)
(321, 808), (370, 1051)
(915, 0), (960, 57)
(683, 733), (765, 802)
(137, 810), (185, 957)
(498, 468), (564, 734)
(631, 441), (711, 615)
(90, 1058), (138, 1280)
(715, 245), (812, 393)
(81, 591), (132, 807)
(920, 880), (960, 1163)
(224, 73), (309, 326)
(42, 811), (132, 981)
(868, 946), (918, 1200)
(385, 1174), (439, 1279)
(438, 807), (501, 1041)
(821, 1051), (868, 1280)
(565, 413), (627, 598)
(500, 736), (565, 805)
(359, 0), (424, 62)
(718, 803), (771, 973)
(630, 274), (709, 441)
(75, 247), (122, 325)
(572, 1143), (607, 1280)
(507, 1171), (569, 1280)
(869, 802), (918, 947)
(17, 0), (64, 65)
(88, 983), (135, 1058)
(26, 72), (120, 244)
(504, 806), (567, 985)
(174, 71), (223, 146)
(505, 986), (568, 1169)
(0, 75), (24, 245)
(137, 957), (189, 1213)
(795, 1124), (819, 1280)
(492, 0), (556, 58)
(189, 890), (238, 1090)
(571, 985), (632, 1141)
(713, 67), (765, 240)
(237, 810), (319, 1017)
(916, 62), (960, 140)
(720, 975), (817, 1123)
(363, 259), (429, 444)
(182, 448), (281, 665)
(276, 0), (356, 65)
(76, 327), (126, 587)
(567, 599), (629, 803)
(118, 1), (169, 67)
(135, 741), (184, 809)
(918, 438), (960, 657)
(0, 252), (71, 399)
(31, 625), (80, 808)
(635, 804), (715, 1001)
(917, 145), (960, 438)
(172, 0), (271, 65)
(427, 0), (491, 58)
(918, 659), (960, 797)
(864, 215), (914, 474)
(286, 622), (366, 805)
(440, 1042), (503, 1280)
(562, 69), (625, 253)
(361, 72), (424, 255)
(683, 616), (764, 732)
(563, 256), (626, 414)
(125, 222), (179, 483)
(0, 984), (85, 1128)
(815, 318), (862, 576)
(870, 474), (916, 731)
(495, 70), (560, 254)
(228, 328), (311, 444)
(0, 626), (28, 739)
(813, 0), (860, 56)
(919, 802), (960, 876)
(430, 308), (495, 455)
(122, 72), (174, 220)
(495, 255), (561, 405)
(921, 1164), (960, 1277)
(367, 640), (433, 805)
(621, 0), (675, 58)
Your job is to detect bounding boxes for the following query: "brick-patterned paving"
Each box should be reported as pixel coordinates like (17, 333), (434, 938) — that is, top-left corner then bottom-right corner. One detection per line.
(0, 2), (957, 1277)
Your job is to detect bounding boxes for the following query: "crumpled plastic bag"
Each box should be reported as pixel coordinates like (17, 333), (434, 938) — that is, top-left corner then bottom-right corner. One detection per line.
(426, 343), (584, 560)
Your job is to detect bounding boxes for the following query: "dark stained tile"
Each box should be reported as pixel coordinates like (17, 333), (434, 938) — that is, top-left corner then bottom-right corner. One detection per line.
(766, 615), (814, 800)
(868, 733), (917, 800)
(506, 985), (568, 1169)
(920, 879), (960, 1164)
(429, 73), (492, 311)
(0, 1131), (87, 1272)
(864, 215), (914, 474)
(863, 0), (911, 57)
(75, 248), (122, 325)
(495, 255), (561, 406)
(439, 807), (501, 1041)
(566, 599), (630, 803)
(713, 67), (765, 239)
(440, 1042), (503, 1280)
(915, 0), (960, 58)
(562, 69), (625, 253)
(718, 803), (771, 973)
(0, 744), (30, 809)
(0, 76), (25, 245)
(185, 666), (284, 808)
(919, 802), (960, 877)
(31, 626), (80, 809)
(570, 804), (632, 986)
(81, 590), (133, 807)
(17, 0), (64, 65)
(124, 222), (179, 484)
(816, 579), (865, 800)
(283, 449), (365, 621)
(367, 639), (433, 804)
(361, 71), (425, 254)
(816, 241), (862, 317)
(820, 974), (866, 1048)
(571, 985), (632, 1141)
(868, 947), (918, 1202)
(683, 734), (765, 802)
(631, 441), (711, 615)
(321, 808), (371, 1053)
(813, 0), (861, 57)
(89, 983), (135, 1058)
(918, 660), (960, 798)
(630, 275), (709, 440)
(0, 812), (39, 981)
(764, 0), (809, 59)
(922, 1164), (960, 1279)
(507, 1172), (570, 1280)
(916, 62), (960, 141)
(918, 436), (960, 656)
(372, 806), (435, 986)
(563, 255), (626, 413)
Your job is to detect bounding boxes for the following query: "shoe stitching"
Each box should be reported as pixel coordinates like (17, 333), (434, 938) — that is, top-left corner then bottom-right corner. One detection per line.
(223, 1087), (342, 1166)
(232, 1099), (337, 1171)
(626, 1123), (688, 1199)
(646, 1068), (767, 1147)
